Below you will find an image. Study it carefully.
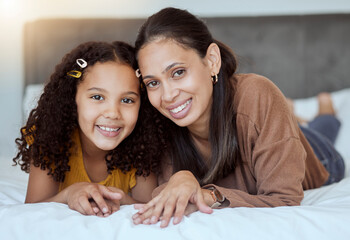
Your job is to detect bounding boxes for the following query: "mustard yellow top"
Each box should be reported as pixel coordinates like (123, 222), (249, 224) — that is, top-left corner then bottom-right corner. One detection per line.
(23, 127), (136, 194)
(59, 130), (137, 193)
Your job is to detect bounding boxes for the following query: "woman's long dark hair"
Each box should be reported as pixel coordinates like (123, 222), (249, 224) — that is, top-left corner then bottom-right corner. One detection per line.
(135, 7), (239, 184)
(13, 41), (165, 182)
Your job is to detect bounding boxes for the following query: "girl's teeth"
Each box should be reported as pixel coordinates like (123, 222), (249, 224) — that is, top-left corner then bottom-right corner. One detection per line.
(170, 100), (191, 113)
(99, 126), (119, 132)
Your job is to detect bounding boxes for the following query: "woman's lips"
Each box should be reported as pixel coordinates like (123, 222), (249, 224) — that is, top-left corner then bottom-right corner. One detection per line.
(167, 98), (192, 119)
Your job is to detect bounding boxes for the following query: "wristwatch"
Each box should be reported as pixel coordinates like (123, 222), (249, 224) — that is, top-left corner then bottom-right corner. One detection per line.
(207, 187), (225, 208)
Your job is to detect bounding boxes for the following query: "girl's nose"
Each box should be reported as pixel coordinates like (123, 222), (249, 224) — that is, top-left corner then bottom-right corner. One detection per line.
(103, 102), (121, 119)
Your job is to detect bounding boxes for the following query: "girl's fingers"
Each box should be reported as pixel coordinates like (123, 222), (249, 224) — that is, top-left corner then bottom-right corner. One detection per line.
(78, 196), (96, 216)
(90, 189), (110, 215)
(101, 186), (123, 200)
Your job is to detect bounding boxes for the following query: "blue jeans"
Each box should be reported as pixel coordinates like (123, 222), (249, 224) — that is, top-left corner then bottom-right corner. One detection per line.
(300, 115), (345, 185)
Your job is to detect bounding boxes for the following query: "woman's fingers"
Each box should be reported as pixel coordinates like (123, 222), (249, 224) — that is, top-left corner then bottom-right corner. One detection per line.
(137, 195), (160, 214)
(194, 191), (213, 214)
(159, 197), (177, 228)
(172, 196), (188, 225)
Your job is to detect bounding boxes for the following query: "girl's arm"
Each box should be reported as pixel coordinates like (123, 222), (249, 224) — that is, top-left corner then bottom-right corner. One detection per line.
(118, 172), (158, 206)
(132, 173), (158, 203)
(26, 163), (122, 216)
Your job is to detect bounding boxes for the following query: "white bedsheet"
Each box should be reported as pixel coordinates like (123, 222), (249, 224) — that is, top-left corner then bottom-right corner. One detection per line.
(1, 88), (350, 240)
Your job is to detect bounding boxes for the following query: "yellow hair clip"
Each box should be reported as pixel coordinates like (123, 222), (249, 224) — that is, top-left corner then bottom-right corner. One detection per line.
(22, 125), (36, 146)
(67, 70), (82, 78)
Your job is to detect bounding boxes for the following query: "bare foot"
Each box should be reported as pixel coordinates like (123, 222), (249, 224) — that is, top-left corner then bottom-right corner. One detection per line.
(317, 92), (335, 115)
(286, 98), (307, 124)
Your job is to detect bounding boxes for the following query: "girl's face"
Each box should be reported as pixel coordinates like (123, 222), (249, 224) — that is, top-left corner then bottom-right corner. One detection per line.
(75, 61), (140, 153)
(138, 39), (220, 129)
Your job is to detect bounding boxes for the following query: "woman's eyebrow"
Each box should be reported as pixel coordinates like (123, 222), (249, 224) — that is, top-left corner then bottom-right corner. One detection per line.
(162, 62), (184, 74)
(143, 62), (184, 80)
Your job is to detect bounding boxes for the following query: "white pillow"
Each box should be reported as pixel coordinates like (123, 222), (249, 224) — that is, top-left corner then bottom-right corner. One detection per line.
(23, 84), (44, 120)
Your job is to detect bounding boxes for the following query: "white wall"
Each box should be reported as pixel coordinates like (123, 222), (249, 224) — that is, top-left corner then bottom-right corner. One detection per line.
(1, 0), (350, 158)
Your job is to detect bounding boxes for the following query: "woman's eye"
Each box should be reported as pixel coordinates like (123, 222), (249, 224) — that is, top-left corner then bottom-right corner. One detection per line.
(173, 69), (185, 78)
(91, 95), (104, 101)
(122, 98), (134, 104)
(146, 80), (159, 88)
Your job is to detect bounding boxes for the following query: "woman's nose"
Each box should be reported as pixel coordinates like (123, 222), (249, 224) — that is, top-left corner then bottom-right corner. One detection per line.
(161, 83), (179, 102)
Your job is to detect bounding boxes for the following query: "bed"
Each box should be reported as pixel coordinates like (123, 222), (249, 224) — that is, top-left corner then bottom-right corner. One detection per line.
(1, 15), (350, 239)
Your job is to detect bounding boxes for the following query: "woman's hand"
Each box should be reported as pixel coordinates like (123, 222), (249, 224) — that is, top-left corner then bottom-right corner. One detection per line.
(132, 170), (213, 227)
(63, 182), (124, 217)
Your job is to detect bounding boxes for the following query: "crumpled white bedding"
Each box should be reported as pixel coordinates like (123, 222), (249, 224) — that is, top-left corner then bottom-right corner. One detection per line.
(1, 88), (349, 240)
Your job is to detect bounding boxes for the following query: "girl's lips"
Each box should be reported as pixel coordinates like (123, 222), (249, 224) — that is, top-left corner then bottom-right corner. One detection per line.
(167, 98), (192, 119)
(96, 125), (121, 138)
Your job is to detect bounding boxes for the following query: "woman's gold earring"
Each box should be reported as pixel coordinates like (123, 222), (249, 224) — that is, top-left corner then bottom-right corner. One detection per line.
(212, 74), (218, 85)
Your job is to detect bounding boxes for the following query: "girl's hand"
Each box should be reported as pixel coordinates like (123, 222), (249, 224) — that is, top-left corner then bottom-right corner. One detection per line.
(63, 182), (123, 217)
(132, 170), (213, 227)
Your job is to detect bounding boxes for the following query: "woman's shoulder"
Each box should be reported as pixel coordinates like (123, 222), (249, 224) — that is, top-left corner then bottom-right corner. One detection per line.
(234, 73), (283, 106)
(235, 73), (279, 94)
(233, 73), (290, 126)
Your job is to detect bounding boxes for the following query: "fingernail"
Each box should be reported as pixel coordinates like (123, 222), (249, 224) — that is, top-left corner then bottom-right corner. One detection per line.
(134, 218), (141, 225)
(160, 220), (167, 228)
(151, 216), (157, 224)
(102, 208), (108, 213)
(173, 217), (181, 224)
(143, 218), (150, 224)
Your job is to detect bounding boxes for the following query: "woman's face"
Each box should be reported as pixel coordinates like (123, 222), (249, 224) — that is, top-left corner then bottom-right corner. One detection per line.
(138, 39), (218, 129)
(75, 61), (140, 153)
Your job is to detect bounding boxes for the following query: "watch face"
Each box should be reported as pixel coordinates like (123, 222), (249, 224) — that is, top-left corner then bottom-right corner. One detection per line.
(213, 188), (225, 203)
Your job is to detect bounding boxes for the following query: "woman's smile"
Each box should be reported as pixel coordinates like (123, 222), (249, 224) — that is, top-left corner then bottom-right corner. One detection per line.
(167, 98), (192, 119)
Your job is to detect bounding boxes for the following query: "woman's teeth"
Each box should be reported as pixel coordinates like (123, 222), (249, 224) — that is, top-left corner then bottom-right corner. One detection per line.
(98, 126), (120, 132)
(170, 99), (191, 113)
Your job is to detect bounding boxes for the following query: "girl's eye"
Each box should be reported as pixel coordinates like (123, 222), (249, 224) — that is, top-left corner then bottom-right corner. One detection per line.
(146, 80), (160, 88)
(122, 98), (134, 104)
(173, 69), (185, 78)
(91, 95), (104, 101)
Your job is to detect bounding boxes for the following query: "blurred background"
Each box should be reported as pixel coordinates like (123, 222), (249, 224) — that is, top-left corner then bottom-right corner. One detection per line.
(1, 0), (350, 159)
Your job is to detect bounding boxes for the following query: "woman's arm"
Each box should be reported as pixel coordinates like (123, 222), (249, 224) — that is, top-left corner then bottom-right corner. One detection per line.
(133, 170), (213, 227)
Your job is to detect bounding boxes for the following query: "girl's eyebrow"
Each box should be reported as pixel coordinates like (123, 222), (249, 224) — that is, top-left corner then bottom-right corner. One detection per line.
(142, 62), (184, 80)
(87, 87), (106, 92)
(124, 91), (140, 97)
(88, 88), (139, 97)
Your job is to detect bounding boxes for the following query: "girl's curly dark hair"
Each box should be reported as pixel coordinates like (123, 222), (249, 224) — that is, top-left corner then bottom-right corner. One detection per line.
(13, 41), (167, 182)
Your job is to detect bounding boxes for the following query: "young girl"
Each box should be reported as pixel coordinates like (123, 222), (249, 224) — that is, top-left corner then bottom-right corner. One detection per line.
(131, 7), (345, 227)
(13, 41), (164, 217)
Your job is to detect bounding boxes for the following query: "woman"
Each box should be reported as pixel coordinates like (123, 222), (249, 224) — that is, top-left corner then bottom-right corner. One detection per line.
(132, 7), (345, 227)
